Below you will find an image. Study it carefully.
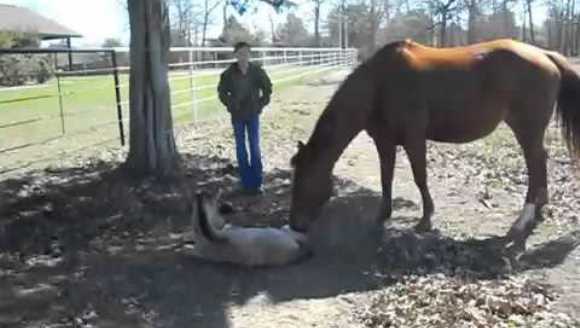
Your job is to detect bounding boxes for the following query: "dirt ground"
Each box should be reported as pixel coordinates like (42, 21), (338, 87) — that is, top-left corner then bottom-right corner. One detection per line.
(1, 69), (579, 327)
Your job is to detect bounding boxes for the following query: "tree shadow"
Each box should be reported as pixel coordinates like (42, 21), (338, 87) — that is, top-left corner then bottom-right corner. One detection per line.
(1, 154), (579, 327)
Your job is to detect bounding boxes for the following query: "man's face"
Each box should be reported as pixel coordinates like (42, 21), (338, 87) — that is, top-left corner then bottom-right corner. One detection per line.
(235, 46), (250, 66)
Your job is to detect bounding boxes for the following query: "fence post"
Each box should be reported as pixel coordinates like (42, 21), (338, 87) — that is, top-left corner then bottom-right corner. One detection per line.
(189, 49), (197, 124)
(111, 50), (125, 146)
(66, 37), (73, 71)
(56, 72), (65, 135)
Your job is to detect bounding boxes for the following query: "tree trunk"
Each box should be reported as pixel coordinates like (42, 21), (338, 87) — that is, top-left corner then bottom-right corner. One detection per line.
(193, 24), (199, 46)
(502, 1), (510, 38)
(521, 0), (527, 42)
(440, 14), (448, 47)
(314, 0), (321, 46)
(384, 0), (391, 22)
(548, 19), (554, 49)
(522, 13), (527, 42)
(202, 0), (210, 47)
(269, 13), (276, 44)
(125, 0), (180, 178)
(575, 16), (580, 55)
(223, 1), (227, 29)
(429, 18), (436, 46)
(571, 1), (577, 55)
(186, 15), (192, 46)
(556, 10), (564, 51)
(467, 1), (478, 44)
(202, 11), (209, 47)
(562, 0), (573, 54)
(526, 0), (535, 43)
(369, 0), (377, 52)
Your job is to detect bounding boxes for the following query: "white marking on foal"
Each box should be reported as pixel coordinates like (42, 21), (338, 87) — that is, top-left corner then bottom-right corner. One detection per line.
(281, 224), (308, 244)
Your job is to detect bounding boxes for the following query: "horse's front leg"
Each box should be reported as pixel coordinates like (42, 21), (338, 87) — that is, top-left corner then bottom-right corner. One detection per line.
(404, 141), (435, 233)
(372, 136), (396, 225)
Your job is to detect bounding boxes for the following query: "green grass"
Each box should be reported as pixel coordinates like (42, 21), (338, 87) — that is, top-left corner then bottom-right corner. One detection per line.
(0, 64), (340, 173)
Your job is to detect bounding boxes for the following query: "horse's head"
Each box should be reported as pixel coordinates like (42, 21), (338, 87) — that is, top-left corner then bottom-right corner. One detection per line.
(289, 141), (333, 232)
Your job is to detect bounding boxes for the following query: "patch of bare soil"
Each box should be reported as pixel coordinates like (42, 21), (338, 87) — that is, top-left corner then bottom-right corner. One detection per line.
(0, 69), (579, 328)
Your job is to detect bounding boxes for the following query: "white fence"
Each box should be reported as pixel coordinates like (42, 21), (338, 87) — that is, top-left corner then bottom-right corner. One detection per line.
(0, 46), (357, 175)
(114, 46), (357, 124)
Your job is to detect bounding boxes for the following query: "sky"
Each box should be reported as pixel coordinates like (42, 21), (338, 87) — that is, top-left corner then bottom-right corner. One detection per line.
(0, 0), (129, 47)
(0, 0), (319, 47)
(0, 0), (549, 47)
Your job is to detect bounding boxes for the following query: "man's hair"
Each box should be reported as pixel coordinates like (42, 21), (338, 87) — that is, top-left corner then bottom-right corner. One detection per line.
(234, 41), (251, 53)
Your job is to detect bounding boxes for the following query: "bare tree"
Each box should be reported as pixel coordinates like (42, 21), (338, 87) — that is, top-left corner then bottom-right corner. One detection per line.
(428, 0), (459, 46)
(464, 0), (482, 43)
(547, 0), (576, 54)
(222, 1), (228, 33)
(268, 11), (277, 43)
(202, 0), (222, 46)
(368, 0), (384, 50)
(525, 0), (535, 43)
(312, 0), (327, 46)
(169, 0), (195, 45)
(125, 0), (180, 177)
(277, 13), (311, 46)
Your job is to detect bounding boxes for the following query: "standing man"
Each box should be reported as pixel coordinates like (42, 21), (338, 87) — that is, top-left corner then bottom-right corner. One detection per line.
(218, 42), (272, 195)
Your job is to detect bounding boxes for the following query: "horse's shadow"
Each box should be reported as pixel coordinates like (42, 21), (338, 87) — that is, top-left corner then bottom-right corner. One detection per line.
(299, 192), (580, 281)
(75, 193), (579, 328)
(1, 159), (578, 327)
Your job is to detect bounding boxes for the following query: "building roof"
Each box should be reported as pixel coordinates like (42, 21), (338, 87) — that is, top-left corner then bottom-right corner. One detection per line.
(0, 4), (81, 40)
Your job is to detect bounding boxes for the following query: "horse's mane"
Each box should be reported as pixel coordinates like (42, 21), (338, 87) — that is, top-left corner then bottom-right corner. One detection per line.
(305, 41), (409, 151)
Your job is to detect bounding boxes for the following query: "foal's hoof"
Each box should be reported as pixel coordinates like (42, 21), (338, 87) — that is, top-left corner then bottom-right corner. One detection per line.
(414, 220), (432, 233)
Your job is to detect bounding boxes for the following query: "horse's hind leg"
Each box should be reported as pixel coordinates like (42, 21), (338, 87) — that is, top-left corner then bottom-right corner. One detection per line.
(403, 140), (435, 233)
(505, 107), (551, 252)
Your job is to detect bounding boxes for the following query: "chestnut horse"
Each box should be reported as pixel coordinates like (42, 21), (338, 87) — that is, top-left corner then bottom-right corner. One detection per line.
(289, 39), (580, 251)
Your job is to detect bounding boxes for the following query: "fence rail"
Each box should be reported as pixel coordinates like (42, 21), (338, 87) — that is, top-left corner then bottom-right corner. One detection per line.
(0, 46), (357, 176)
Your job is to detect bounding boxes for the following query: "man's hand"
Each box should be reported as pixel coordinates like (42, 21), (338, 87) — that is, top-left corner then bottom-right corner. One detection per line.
(228, 102), (238, 113)
(258, 96), (270, 114)
(260, 95), (270, 107)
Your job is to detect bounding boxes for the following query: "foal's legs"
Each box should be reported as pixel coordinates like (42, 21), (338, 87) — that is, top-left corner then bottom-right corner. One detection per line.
(404, 140), (435, 232)
(370, 133), (396, 224)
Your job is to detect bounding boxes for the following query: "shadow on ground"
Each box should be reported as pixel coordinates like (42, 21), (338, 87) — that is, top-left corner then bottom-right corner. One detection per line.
(0, 154), (579, 327)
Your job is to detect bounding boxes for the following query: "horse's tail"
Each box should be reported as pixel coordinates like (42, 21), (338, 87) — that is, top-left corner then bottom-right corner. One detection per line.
(546, 52), (580, 159)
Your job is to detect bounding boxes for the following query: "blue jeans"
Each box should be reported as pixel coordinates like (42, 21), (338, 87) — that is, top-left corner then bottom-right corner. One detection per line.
(232, 115), (262, 190)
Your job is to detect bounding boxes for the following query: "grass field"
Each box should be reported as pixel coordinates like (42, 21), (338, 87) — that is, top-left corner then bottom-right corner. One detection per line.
(0, 64), (341, 174)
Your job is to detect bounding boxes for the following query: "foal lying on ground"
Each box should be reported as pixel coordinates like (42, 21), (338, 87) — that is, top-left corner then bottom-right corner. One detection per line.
(186, 192), (311, 267)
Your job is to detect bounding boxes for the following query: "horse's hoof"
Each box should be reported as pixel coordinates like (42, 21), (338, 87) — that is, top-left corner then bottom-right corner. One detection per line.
(414, 221), (432, 233)
(503, 238), (526, 260)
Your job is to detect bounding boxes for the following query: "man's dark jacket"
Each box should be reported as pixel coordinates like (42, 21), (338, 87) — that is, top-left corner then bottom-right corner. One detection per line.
(217, 63), (273, 121)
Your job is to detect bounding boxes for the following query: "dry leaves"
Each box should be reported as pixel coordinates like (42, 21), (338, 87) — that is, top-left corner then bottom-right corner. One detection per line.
(355, 275), (578, 328)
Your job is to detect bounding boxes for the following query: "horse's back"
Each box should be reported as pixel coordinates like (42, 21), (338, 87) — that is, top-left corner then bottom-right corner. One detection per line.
(368, 39), (562, 143)
(381, 39), (555, 72)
